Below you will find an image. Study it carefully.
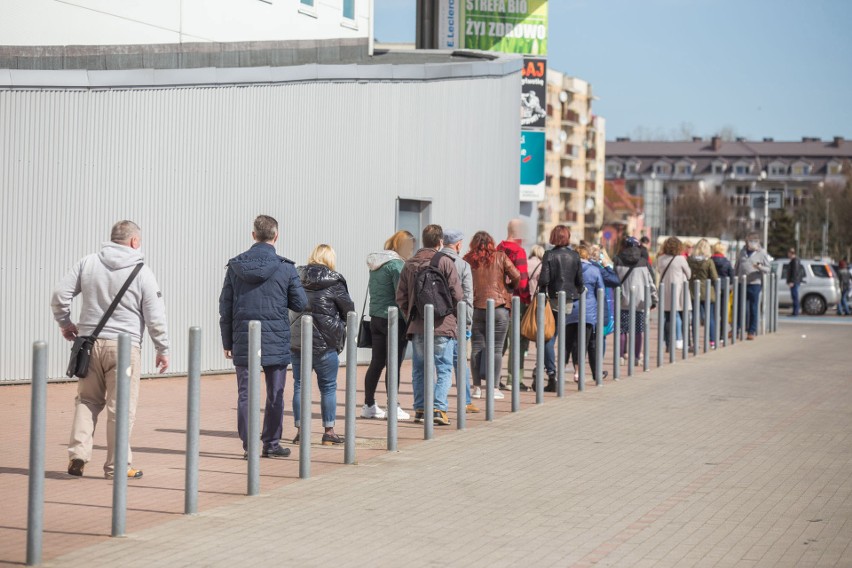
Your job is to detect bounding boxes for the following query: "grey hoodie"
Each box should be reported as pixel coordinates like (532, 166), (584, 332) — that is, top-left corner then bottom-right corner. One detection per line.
(51, 242), (170, 354)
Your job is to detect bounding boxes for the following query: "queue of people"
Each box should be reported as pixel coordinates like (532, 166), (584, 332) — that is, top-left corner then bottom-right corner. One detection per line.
(53, 215), (779, 475)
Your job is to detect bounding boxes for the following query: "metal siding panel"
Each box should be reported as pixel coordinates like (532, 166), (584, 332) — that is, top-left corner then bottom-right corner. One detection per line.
(0, 72), (521, 381)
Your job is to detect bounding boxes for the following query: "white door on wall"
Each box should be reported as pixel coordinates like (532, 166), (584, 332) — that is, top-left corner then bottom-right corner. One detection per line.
(396, 198), (432, 250)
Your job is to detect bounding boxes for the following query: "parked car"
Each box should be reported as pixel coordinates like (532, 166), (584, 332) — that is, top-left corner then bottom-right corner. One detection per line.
(772, 259), (841, 315)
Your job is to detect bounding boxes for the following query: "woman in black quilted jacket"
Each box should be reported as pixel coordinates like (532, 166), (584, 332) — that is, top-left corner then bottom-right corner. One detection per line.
(290, 244), (355, 446)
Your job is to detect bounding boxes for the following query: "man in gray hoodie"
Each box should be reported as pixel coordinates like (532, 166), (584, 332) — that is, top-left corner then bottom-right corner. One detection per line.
(441, 229), (477, 413)
(52, 220), (170, 480)
(734, 233), (772, 340)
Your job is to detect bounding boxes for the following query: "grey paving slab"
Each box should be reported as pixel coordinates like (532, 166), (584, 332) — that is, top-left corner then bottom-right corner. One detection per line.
(41, 323), (852, 568)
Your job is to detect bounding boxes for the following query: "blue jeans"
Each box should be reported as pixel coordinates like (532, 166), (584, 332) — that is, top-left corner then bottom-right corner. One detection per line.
(839, 289), (850, 315)
(745, 284), (762, 334)
(543, 325), (557, 377)
(790, 283), (800, 316)
(411, 334), (455, 412)
(292, 350), (339, 428)
(452, 339), (472, 405)
(663, 311), (683, 347)
(236, 365), (286, 451)
(700, 302), (716, 343)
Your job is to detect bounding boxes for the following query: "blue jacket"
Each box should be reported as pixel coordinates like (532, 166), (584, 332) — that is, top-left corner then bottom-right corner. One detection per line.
(567, 261), (605, 326)
(219, 242), (308, 367)
(595, 262), (620, 335)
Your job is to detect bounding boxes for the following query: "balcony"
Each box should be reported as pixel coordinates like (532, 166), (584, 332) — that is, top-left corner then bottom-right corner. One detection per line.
(587, 148), (597, 160)
(562, 109), (579, 124)
(560, 177), (578, 190)
(559, 210), (578, 223)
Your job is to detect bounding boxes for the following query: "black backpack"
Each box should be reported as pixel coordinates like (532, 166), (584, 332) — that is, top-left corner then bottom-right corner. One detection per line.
(413, 252), (455, 319)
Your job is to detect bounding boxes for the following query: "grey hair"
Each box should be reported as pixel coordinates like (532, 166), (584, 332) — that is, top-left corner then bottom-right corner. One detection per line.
(110, 220), (141, 243)
(253, 215), (278, 242)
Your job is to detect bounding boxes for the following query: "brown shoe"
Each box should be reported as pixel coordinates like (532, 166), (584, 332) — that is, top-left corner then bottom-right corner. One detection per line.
(466, 404), (480, 414)
(67, 458), (85, 477)
(747, 333), (755, 340)
(433, 410), (451, 426)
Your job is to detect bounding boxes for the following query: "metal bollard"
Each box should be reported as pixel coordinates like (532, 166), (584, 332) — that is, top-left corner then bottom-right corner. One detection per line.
(387, 308), (399, 450)
(721, 277), (729, 347)
(299, 316), (313, 479)
(27, 341), (47, 566)
(643, 284), (650, 372)
(657, 283), (665, 367)
(669, 283), (677, 364)
(510, 296), (520, 413)
(596, 287), (604, 385)
(344, 312), (358, 465)
(457, 301), (467, 429)
(714, 279), (722, 347)
(731, 276), (739, 345)
(424, 305), (435, 439)
(774, 274), (780, 332)
(112, 333), (131, 537)
(628, 286), (636, 377)
(703, 279), (711, 353)
(485, 299), (495, 422)
(535, 293), (545, 404)
(762, 273), (768, 335)
(614, 286), (622, 379)
(557, 291), (566, 397)
(740, 276), (747, 341)
(682, 284), (690, 360)
(772, 273), (778, 332)
(693, 280), (701, 355)
(578, 288), (586, 391)
(185, 327), (201, 515)
(247, 321), (261, 494)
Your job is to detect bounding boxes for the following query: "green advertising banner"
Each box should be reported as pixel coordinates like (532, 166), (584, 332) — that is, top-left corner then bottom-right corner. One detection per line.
(463, 0), (548, 56)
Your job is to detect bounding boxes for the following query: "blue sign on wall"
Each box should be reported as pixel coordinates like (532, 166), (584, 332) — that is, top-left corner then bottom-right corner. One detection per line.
(520, 130), (545, 201)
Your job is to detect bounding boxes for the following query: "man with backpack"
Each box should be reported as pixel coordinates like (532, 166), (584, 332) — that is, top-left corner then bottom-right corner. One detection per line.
(396, 224), (463, 426)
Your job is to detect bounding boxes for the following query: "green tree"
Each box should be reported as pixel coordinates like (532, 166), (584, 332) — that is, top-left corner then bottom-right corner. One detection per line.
(768, 209), (795, 258)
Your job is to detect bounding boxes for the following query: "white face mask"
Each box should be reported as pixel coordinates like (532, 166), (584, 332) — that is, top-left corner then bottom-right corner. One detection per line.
(747, 241), (759, 250)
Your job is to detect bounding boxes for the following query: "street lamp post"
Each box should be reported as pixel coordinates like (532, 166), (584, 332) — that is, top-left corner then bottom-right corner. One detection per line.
(821, 197), (831, 259)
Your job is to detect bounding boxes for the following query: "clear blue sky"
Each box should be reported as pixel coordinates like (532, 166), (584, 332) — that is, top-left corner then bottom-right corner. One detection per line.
(374, 0), (852, 141)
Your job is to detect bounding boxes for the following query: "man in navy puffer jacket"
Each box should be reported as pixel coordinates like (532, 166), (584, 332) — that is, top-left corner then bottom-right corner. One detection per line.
(219, 215), (307, 459)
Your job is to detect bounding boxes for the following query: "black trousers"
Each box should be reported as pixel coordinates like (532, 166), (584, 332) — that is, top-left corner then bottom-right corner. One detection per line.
(363, 315), (409, 407)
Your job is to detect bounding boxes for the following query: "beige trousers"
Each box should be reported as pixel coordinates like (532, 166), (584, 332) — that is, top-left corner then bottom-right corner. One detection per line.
(67, 339), (141, 476)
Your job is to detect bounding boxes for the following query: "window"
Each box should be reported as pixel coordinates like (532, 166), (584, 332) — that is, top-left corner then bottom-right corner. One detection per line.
(828, 161), (843, 175)
(626, 160), (640, 174)
(675, 162), (693, 175)
(781, 263), (806, 281)
(712, 161), (727, 174)
(791, 162), (811, 176)
(768, 163), (787, 176)
(606, 163), (622, 178)
(734, 162), (752, 175)
(343, 0), (354, 19)
(811, 264), (830, 278)
(654, 162), (671, 175)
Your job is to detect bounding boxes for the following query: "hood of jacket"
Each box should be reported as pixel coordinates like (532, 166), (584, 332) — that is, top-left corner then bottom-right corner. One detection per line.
(228, 243), (288, 284)
(98, 242), (145, 270)
(298, 264), (347, 292)
(616, 247), (642, 267)
(366, 250), (403, 271)
(691, 255), (708, 262)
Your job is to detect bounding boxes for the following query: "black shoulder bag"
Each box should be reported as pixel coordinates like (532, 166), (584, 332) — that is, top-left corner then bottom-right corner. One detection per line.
(66, 263), (144, 378)
(356, 288), (372, 349)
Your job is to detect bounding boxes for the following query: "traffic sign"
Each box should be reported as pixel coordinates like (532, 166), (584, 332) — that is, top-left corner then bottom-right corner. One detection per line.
(750, 191), (784, 210)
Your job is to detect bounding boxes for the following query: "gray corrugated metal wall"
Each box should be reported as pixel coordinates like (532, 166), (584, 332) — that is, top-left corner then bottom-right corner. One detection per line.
(0, 73), (521, 381)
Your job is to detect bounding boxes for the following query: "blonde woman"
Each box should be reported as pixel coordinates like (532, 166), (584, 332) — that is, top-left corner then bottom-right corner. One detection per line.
(290, 244), (355, 445)
(688, 239), (719, 349)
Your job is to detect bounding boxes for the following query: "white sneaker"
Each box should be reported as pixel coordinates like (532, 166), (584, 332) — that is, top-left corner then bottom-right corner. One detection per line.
(472, 387), (482, 399)
(676, 340), (684, 350)
(395, 406), (411, 421)
(361, 404), (386, 419)
(493, 389), (505, 400)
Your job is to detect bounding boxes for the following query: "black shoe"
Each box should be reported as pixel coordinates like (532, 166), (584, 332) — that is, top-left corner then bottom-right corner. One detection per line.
(519, 382), (531, 392)
(601, 371), (609, 380)
(321, 432), (343, 446)
(543, 377), (557, 393)
(67, 458), (85, 476)
(262, 446), (291, 458)
(498, 382), (508, 390)
(414, 409), (425, 424)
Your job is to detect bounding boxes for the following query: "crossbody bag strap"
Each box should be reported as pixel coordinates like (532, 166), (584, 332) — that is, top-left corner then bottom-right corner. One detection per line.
(90, 263), (144, 340)
(619, 265), (637, 285)
(658, 258), (674, 284)
(360, 286), (369, 319)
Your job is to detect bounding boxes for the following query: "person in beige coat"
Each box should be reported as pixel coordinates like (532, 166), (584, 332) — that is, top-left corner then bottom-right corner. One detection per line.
(655, 237), (691, 351)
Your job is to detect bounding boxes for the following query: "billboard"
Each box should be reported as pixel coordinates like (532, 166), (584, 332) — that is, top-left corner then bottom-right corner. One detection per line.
(437, 0), (461, 49)
(520, 131), (546, 201)
(463, 0), (548, 55)
(520, 57), (546, 128)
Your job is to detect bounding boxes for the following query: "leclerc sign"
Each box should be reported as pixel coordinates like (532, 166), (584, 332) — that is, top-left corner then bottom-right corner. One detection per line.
(463, 0), (548, 56)
(437, 0), (460, 49)
(520, 131), (546, 201)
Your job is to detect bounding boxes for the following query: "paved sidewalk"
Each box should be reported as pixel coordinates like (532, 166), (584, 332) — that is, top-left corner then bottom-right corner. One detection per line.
(35, 323), (852, 567)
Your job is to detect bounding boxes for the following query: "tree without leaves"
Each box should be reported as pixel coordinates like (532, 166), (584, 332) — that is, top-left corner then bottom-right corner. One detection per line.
(670, 187), (733, 237)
